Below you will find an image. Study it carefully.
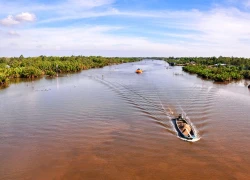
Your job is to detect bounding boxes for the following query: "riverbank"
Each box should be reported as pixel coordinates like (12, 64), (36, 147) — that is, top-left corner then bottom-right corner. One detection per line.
(183, 65), (250, 82)
(0, 56), (141, 87)
(165, 56), (250, 82)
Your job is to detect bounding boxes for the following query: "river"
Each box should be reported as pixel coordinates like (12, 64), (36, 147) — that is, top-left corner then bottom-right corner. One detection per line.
(1, 60), (250, 179)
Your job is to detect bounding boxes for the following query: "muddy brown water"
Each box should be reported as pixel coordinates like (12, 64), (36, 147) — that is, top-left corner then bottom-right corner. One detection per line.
(1, 60), (250, 179)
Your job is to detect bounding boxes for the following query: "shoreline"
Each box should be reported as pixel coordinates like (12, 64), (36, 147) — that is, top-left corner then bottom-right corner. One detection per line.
(0, 56), (141, 88)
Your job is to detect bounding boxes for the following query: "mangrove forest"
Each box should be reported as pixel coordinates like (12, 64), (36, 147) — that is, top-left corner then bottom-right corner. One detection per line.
(165, 56), (250, 82)
(0, 55), (141, 86)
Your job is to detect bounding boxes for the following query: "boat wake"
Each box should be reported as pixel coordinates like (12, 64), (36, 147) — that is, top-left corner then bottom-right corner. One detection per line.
(177, 136), (201, 142)
(90, 73), (201, 142)
(91, 75), (174, 130)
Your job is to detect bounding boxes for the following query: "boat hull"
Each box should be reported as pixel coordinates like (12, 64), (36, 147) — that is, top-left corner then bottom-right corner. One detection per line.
(135, 70), (143, 73)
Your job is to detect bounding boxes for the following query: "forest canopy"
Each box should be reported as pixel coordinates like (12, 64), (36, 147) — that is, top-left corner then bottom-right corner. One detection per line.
(164, 56), (250, 82)
(0, 55), (141, 86)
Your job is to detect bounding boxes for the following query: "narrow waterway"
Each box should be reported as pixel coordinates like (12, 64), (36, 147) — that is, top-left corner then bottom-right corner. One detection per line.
(1, 60), (250, 179)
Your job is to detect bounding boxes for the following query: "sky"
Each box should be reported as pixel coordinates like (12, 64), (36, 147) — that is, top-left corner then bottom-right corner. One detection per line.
(1, 0), (250, 57)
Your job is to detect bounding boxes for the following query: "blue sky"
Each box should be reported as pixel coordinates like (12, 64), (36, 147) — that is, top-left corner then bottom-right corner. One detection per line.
(1, 0), (250, 57)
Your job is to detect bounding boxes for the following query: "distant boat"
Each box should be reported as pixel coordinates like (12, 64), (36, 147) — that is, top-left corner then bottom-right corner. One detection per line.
(135, 68), (143, 74)
(173, 115), (196, 140)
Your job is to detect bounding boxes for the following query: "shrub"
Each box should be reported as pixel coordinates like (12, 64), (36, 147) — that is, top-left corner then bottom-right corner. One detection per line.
(0, 73), (9, 85)
(20, 67), (43, 78)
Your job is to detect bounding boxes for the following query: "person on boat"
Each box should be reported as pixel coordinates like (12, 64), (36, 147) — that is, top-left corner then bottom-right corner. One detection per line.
(179, 123), (191, 137)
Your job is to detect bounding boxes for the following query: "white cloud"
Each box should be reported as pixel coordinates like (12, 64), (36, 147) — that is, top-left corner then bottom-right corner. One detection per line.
(8, 30), (20, 37)
(243, 0), (250, 7)
(1, 1), (250, 57)
(225, 0), (250, 8)
(69, 0), (115, 8)
(0, 12), (36, 26)
(0, 0), (115, 16)
(0, 25), (179, 56)
(141, 7), (250, 50)
(15, 12), (36, 22)
(2, 11), (250, 57)
(38, 9), (119, 24)
(0, 15), (20, 26)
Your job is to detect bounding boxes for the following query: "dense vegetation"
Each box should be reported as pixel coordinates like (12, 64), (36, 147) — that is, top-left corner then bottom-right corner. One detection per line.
(0, 55), (141, 86)
(1, 55), (250, 85)
(165, 56), (250, 82)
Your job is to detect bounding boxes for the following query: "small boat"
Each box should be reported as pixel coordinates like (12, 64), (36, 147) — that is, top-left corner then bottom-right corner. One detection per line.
(135, 68), (143, 74)
(173, 115), (195, 140)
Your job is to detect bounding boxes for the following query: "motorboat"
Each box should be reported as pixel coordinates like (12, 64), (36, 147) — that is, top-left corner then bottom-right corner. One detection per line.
(135, 68), (143, 74)
(173, 114), (196, 140)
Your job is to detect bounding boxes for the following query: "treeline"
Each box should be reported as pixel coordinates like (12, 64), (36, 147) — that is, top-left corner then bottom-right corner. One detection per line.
(165, 56), (250, 82)
(183, 65), (250, 82)
(0, 55), (141, 86)
(165, 56), (250, 67)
